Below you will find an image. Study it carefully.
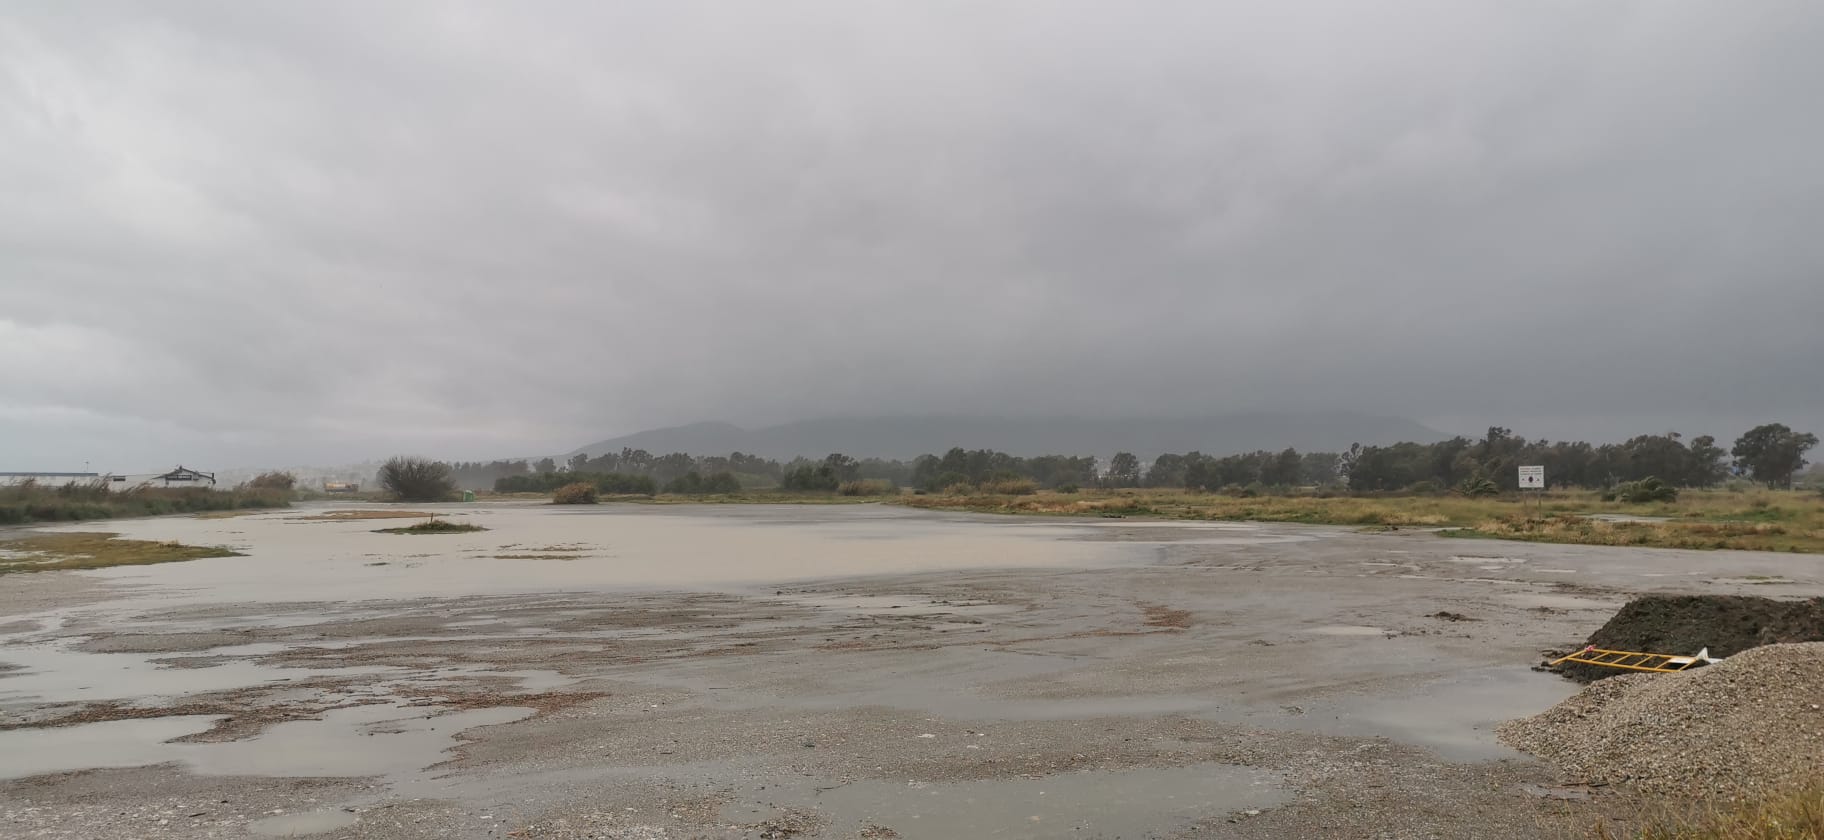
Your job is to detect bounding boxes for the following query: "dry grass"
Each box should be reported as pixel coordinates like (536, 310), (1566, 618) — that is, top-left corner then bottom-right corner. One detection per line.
(0, 532), (241, 574)
(1449, 516), (1824, 553)
(291, 509), (442, 521)
(894, 489), (1824, 553)
(1596, 780), (1824, 839)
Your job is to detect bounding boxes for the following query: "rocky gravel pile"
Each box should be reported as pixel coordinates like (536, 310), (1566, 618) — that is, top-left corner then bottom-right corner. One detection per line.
(1501, 642), (1824, 796)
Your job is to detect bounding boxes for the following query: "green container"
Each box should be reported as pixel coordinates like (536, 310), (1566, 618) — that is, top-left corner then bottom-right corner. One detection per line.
(462, 490), (475, 502)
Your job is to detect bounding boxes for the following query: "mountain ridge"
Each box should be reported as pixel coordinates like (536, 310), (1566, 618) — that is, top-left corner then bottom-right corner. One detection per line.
(569, 413), (1450, 461)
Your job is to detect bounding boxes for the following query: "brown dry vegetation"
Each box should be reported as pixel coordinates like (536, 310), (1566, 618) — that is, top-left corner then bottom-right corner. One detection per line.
(0, 532), (241, 574)
(1595, 779), (1824, 839)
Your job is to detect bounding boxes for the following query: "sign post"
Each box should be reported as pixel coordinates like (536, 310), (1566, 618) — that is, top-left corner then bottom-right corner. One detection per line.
(1518, 465), (1545, 513)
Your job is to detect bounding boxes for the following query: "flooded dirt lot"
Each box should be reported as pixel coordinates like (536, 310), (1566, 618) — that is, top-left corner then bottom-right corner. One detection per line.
(5, 503), (1823, 839)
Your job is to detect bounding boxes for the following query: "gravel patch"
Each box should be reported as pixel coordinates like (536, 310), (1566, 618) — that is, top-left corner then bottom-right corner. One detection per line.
(1501, 642), (1824, 796)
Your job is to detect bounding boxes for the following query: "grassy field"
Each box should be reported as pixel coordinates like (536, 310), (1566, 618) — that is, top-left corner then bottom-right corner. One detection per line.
(0, 532), (242, 574)
(894, 488), (1824, 553)
(0, 481), (289, 525)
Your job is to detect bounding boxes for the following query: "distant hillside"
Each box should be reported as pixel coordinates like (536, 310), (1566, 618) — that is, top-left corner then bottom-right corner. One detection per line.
(568, 414), (1450, 461)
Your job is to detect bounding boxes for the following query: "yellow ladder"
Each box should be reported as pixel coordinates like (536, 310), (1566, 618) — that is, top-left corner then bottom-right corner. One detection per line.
(1550, 645), (1717, 674)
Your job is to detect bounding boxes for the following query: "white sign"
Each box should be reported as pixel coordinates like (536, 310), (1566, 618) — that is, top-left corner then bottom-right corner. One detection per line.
(1518, 465), (1545, 490)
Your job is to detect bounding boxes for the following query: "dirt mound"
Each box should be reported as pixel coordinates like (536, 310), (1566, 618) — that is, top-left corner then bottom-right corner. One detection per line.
(1500, 642), (1824, 796)
(1557, 594), (1824, 683)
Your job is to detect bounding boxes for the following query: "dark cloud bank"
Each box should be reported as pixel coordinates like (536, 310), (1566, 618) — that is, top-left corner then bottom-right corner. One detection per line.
(3, 2), (1820, 470)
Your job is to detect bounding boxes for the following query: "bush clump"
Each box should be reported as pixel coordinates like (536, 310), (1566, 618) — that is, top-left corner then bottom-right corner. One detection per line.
(551, 482), (599, 504)
(838, 479), (895, 497)
(1456, 473), (1500, 497)
(1615, 476), (1679, 503)
(245, 471), (297, 493)
(979, 477), (1038, 495)
(378, 457), (456, 502)
(375, 517), (486, 534)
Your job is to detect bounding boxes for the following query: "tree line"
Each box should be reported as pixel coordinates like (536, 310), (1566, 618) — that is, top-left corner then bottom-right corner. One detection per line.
(418, 422), (1816, 500)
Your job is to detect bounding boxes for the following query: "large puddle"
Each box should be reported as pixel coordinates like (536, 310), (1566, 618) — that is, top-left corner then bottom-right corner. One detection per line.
(0, 704), (529, 781)
(1293, 667), (1578, 762)
(42, 503), (1196, 604)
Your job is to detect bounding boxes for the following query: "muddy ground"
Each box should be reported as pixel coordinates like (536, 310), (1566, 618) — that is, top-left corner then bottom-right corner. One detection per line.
(4, 503), (1822, 839)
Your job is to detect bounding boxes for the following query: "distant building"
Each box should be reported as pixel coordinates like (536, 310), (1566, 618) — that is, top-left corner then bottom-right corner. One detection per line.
(323, 481), (360, 494)
(153, 466), (216, 487)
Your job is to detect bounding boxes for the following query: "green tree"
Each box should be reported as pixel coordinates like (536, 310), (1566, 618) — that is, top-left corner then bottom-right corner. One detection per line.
(534, 457), (557, 474)
(822, 453), (860, 483)
(378, 457), (456, 502)
(1106, 452), (1141, 487)
(1300, 451), (1342, 486)
(1685, 435), (1727, 487)
(1146, 452), (1195, 488)
(1732, 424), (1820, 488)
(1262, 448), (1302, 487)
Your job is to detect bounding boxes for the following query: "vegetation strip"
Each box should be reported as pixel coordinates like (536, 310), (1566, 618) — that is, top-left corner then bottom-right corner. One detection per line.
(0, 481), (289, 526)
(0, 532), (242, 574)
(893, 489), (1824, 553)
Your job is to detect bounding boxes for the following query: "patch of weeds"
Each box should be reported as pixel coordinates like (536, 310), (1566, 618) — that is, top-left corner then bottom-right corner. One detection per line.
(1593, 776), (1824, 838)
(374, 518), (486, 535)
(0, 532), (241, 574)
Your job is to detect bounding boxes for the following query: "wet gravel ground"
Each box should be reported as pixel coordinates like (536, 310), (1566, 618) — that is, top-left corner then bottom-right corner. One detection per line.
(6, 506), (1824, 838)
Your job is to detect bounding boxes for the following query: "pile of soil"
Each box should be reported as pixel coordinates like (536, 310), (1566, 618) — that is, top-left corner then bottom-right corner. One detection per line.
(1500, 642), (1824, 796)
(1556, 594), (1824, 683)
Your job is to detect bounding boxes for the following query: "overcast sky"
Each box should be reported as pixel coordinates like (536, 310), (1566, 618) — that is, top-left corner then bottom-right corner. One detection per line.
(4, 2), (1821, 471)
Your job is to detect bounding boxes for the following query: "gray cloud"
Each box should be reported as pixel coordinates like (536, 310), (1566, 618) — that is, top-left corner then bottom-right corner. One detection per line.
(3, 1), (1822, 471)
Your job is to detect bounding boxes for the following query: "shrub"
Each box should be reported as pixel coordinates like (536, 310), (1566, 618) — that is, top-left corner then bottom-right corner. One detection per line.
(1615, 476), (1679, 503)
(838, 479), (895, 496)
(943, 482), (977, 496)
(979, 477), (1038, 495)
(246, 471), (297, 492)
(1456, 474), (1500, 497)
(1054, 483), (1079, 494)
(378, 457), (456, 502)
(1406, 480), (1442, 495)
(375, 517), (486, 534)
(552, 482), (599, 504)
